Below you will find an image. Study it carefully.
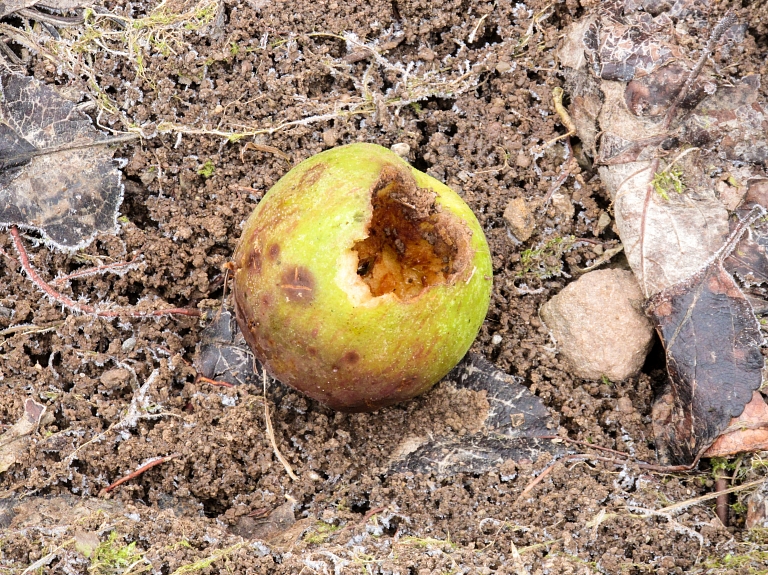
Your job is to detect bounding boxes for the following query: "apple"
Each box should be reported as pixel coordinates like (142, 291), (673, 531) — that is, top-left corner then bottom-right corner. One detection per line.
(231, 143), (492, 412)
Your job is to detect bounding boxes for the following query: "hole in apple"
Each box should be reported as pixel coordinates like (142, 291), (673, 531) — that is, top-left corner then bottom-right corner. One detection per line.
(352, 164), (472, 301)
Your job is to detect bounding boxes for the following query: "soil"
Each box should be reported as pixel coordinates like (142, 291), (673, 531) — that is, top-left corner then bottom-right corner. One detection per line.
(1, 0), (767, 573)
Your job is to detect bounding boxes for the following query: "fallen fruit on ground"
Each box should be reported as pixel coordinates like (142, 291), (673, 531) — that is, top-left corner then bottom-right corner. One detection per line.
(231, 143), (492, 411)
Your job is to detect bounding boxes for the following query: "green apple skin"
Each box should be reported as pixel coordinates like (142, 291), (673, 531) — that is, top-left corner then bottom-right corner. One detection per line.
(232, 143), (492, 412)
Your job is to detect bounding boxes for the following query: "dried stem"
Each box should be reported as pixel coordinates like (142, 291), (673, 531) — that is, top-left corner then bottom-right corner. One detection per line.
(8, 226), (200, 318)
(101, 453), (180, 495)
(714, 474), (729, 526)
(262, 367), (299, 481)
(195, 375), (234, 388)
(51, 259), (137, 286)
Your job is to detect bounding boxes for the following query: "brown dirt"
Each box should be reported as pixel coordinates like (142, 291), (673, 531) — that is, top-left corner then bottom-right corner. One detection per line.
(1, 0), (767, 573)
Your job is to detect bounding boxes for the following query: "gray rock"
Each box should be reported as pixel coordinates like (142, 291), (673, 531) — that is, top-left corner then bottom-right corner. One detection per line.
(540, 269), (654, 381)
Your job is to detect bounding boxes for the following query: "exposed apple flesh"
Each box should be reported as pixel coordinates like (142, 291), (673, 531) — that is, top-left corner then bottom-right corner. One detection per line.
(231, 143), (492, 412)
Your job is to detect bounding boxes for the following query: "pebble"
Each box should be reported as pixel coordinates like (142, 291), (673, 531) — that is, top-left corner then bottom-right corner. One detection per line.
(515, 153), (531, 168)
(491, 334), (503, 345)
(391, 143), (410, 157)
(551, 191), (575, 220)
(122, 337), (137, 353)
(503, 197), (535, 242)
(597, 212), (612, 233)
(322, 129), (338, 148)
(540, 269), (654, 381)
(100, 368), (132, 389)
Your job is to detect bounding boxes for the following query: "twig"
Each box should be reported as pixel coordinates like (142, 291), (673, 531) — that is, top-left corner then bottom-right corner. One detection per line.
(195, 375), (234, 388)
(714, 474), (729, 526)
(51, 259), (138, 286)
(638, 157), (660, 297)
(0, 133), (138, 169)
(541, 435), (699, 472)
(540, 435), (633, 458)
(16, 7), (85, 27)
(262, 367), (298, 481)
(654, 476), (767, 515)
(239, 142), (291, 163)
(101, 453), (180, 495)
(518, 456), (589, 500)
(8, 226), (200, 318)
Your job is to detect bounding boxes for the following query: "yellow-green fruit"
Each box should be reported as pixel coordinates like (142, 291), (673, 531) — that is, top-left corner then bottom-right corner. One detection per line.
(232, 143), (492, 411)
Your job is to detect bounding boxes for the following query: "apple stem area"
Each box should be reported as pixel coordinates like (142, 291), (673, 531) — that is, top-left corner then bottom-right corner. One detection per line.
(352, 168), (470, 301)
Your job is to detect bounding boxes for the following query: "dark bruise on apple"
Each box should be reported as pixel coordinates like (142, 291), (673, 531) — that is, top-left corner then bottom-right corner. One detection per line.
(231, 143), (492, 412)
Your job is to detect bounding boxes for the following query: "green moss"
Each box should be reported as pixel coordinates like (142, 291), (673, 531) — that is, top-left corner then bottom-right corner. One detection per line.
(516, 235), (575, 279)
(303, 521), (340, 544)
(197, 160), (216, 178)
(652, 165), (685, 200)
(169, 542), (244, 574)
(89, 531), (148, 574)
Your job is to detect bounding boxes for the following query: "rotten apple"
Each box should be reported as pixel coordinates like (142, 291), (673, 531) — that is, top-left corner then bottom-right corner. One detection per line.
(231, 143), (492, 411)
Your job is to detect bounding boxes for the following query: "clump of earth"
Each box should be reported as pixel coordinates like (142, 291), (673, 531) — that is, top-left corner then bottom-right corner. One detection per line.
(1, 0), (767, 573)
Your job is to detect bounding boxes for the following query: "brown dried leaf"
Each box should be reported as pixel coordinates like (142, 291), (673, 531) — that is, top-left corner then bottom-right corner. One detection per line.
(196, 310), (563, 476)
(0, 73), (127, 250)
(645, 211), (765, 464)
(0, 398), (45, 473)
(702, 392), (768, 459)
(0, 0), (87, 19)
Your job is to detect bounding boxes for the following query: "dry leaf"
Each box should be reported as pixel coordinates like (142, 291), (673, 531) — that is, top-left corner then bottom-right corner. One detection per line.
(703, 392), (768, 459)
(389, 353), (562, 476)
(0, 73), (127, 250)
(646, 213), (765, 463)
(560, 2), (768, 464)
(0, 398), (45, 473)
(0, 0), (87, 19)
(196, 310), (563, 475)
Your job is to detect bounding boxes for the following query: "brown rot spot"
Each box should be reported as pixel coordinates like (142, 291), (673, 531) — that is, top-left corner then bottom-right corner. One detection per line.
(341, 350), (360, 365)
(248, 250), (262, 274)
(280, 265), (315, 303)
(298, 163), (326, 190)
(268, 243), (281, 261)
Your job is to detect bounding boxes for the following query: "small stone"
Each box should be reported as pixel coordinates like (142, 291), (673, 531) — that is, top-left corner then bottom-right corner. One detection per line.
(597, 212), (612, 232)
(617, 396), (634, 413)
(100, 368), (131, 389)
(495, 61), (512, 73)
(391, 143), (410, 157)
(491, 334), (503, 345)
(551, 191), (575, 220)
(122, 337), (137, 353)
(515, 153), (531, 168)
(418, 48), (436, 61)
(540, 269), (654, 381)
(716, 179), (746, 212)
(503, 197), (535, 242)
(322, 129), (338, 148)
